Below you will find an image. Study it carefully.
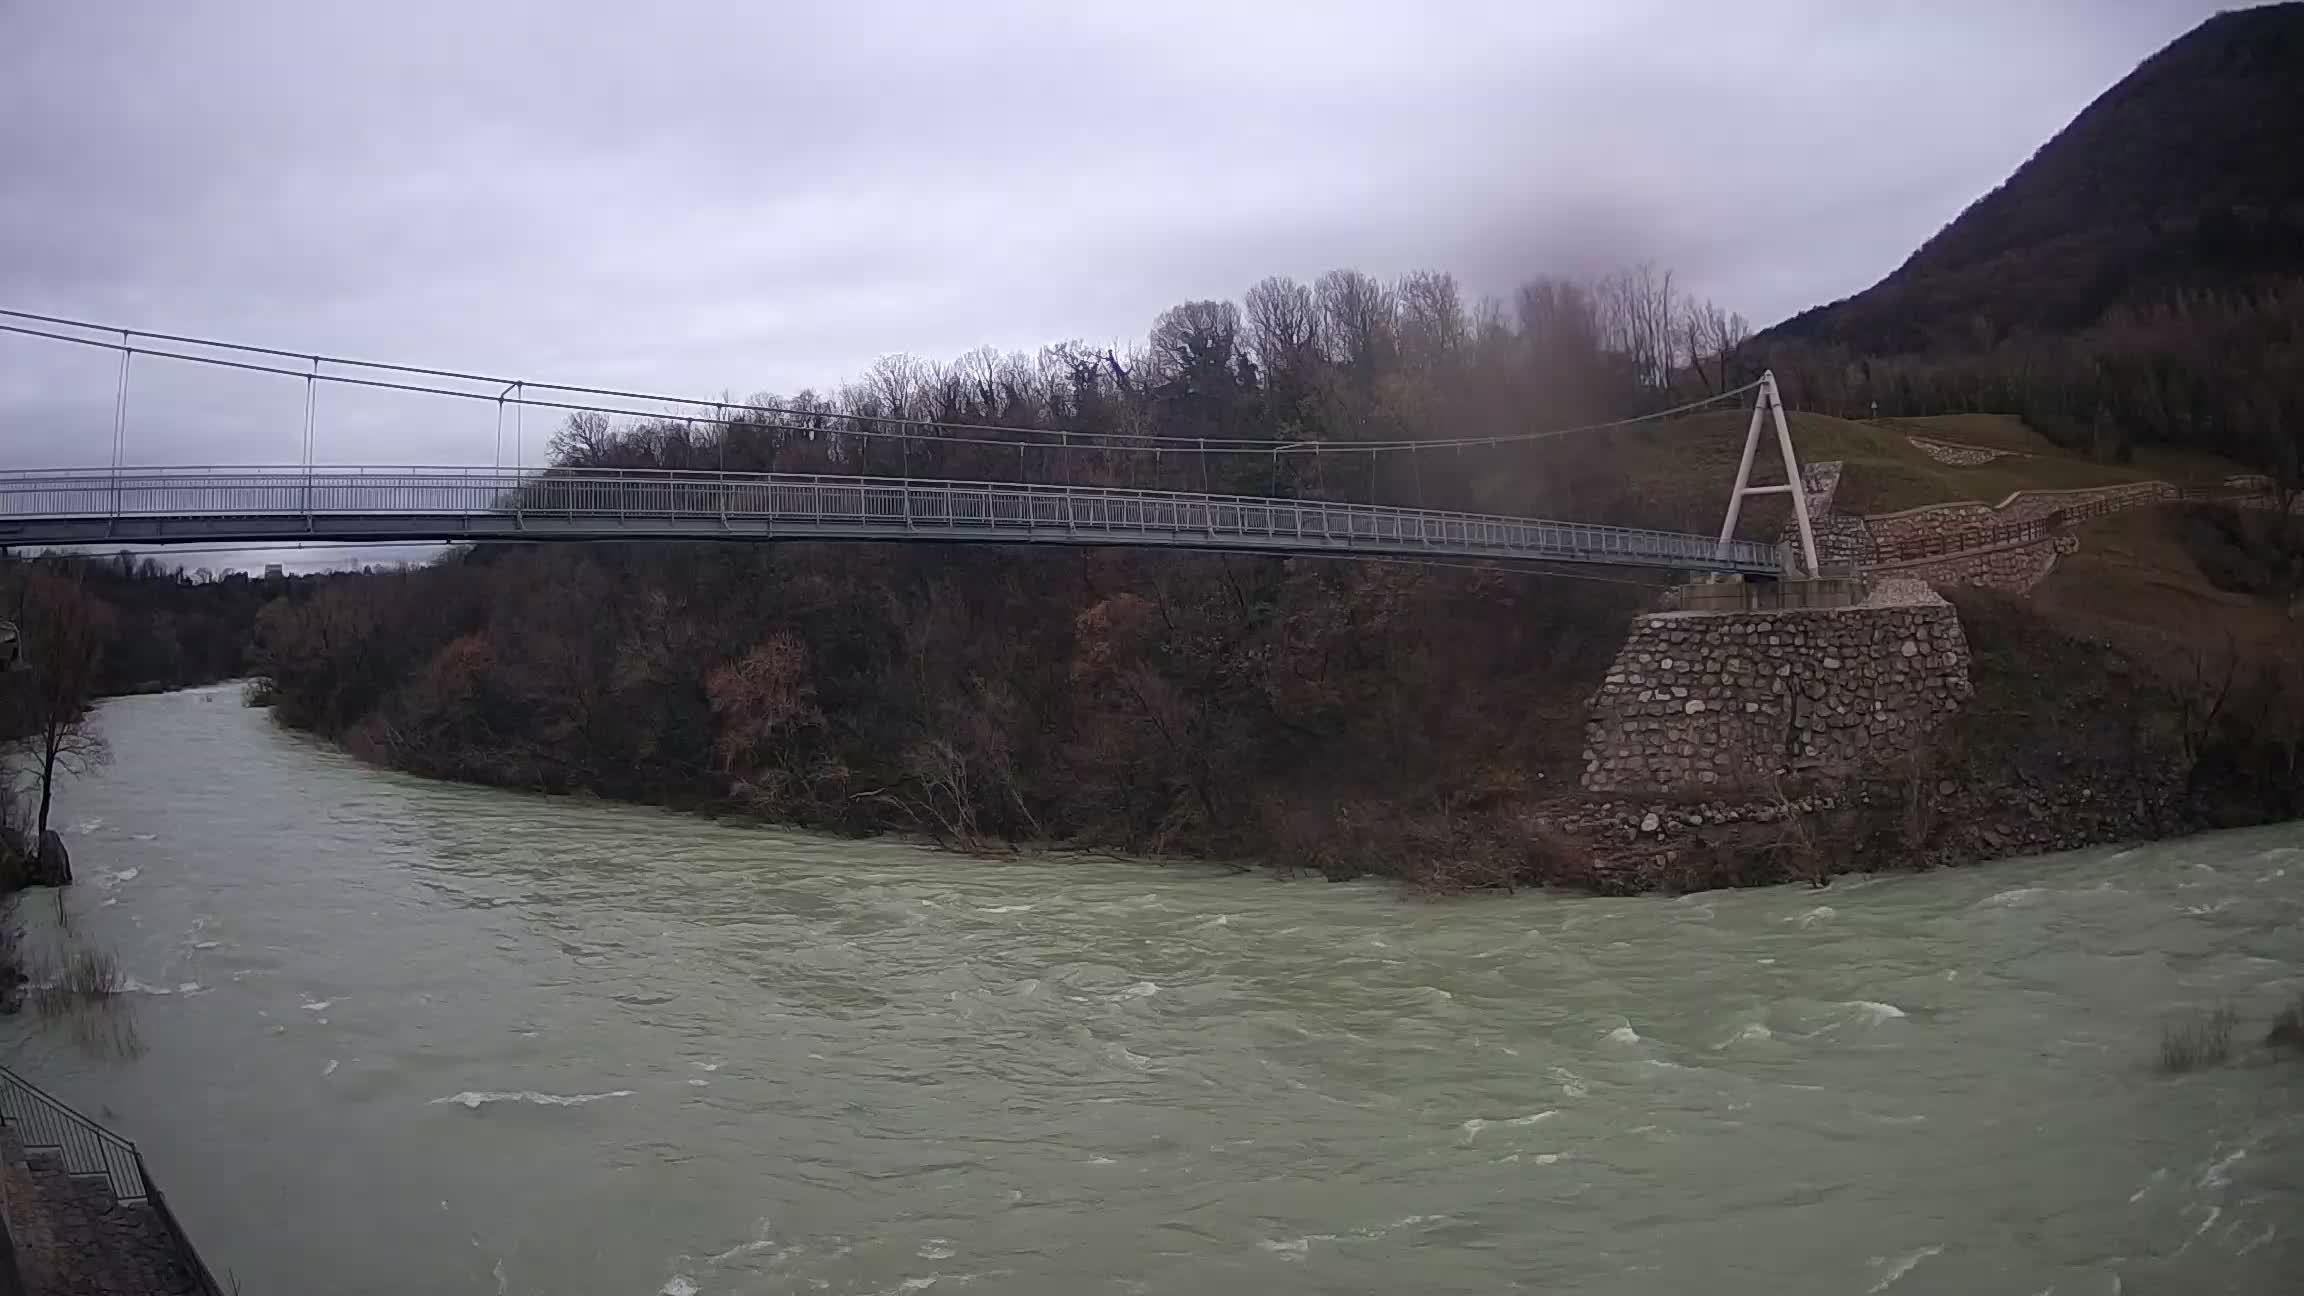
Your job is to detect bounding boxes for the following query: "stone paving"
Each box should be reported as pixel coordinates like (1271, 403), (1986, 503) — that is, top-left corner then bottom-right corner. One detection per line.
(1907, 435), (2017, 466)
(0, 1129), (197, 1295)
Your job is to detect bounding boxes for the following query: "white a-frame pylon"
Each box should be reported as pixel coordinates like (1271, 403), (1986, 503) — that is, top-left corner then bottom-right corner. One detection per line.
(1715, 370), (1819, 578)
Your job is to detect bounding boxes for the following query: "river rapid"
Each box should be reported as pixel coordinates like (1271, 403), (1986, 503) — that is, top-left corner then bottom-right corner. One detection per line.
(5, 685), (2301, 1293)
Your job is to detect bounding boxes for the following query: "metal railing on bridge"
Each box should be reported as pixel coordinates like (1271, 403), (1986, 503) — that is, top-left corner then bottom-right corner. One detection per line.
(0, 466), (1784, 574)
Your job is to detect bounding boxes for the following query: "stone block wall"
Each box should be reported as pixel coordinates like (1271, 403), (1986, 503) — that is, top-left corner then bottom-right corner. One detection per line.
(1799, 460), (1843, 517)
(1878, 534), (2077, 592)
(1817, 478), (2279, 594)
(1809, 514), (1879, 571)
(1581, 590), (1973, 795)
(1864, 481), (2175, 557)
(1776, 461), (1877, 571)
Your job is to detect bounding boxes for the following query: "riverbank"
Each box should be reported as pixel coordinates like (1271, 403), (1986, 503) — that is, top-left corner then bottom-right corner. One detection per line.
(1519, 584), (2275, 893)
(247, 534), (2303, 893)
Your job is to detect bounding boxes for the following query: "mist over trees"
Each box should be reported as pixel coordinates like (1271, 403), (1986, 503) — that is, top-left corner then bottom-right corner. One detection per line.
(1764, 280), (2304, 500)
(540, 262), (1755, 520)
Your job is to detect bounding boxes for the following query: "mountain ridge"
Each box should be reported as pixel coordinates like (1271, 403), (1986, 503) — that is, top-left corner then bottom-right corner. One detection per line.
(1762, 2), (2304, 355)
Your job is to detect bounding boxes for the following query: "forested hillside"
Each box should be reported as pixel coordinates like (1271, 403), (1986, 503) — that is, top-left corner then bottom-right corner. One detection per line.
(1760, 3), (2304, 479)
(2, 555), (276, 697)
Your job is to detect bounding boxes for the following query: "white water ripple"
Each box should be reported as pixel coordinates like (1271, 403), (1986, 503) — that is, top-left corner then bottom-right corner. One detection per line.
(431, 1090), (635, 1109)
(1866, 1244), (1943, 1292)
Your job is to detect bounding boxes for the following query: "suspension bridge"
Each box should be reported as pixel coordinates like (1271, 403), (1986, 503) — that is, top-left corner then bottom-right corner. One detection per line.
(0, 311), (1816, 576)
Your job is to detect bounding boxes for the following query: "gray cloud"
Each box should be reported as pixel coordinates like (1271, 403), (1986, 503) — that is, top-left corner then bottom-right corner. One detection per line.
(2, 0), (2229, 506)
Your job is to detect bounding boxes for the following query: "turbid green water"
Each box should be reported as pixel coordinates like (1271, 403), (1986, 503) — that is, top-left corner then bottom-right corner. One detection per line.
(6, 685), (2301, 1293)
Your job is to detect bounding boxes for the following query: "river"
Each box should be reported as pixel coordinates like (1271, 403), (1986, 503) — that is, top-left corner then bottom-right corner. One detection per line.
(4, 685), (2300, 1293)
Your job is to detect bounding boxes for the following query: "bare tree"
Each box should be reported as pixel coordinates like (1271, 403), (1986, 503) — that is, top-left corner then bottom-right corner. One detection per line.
(1315, 269), (1398, 385)
(1148, 300), (1245, 384)
(3, 570), (115, 841)
(1243, 276), (1320, 387)
(1598, 263), (1679, 393)
(2178, 630), (2242, 782)
(1681, 298), (1751, 394)
(1515, 277), (1603, 360)
(549, 410), (617, 466)
(863, 353), (933, 422)
(1395, 269), (1469, 373)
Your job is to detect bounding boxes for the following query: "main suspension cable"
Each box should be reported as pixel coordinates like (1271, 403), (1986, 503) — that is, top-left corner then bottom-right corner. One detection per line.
(0, 308), (1758, 459)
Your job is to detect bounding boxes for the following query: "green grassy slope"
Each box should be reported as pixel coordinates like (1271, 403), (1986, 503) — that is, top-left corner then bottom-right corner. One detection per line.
(1526, 408), (2247, 536)
(1870, 414), (2057, 455)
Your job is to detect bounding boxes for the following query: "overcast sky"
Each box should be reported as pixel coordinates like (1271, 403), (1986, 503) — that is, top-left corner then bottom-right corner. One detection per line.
(0, 0), (2238, 565)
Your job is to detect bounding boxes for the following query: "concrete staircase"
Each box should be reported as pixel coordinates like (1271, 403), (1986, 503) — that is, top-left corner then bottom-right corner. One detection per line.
(0, 1080), (215, 1296)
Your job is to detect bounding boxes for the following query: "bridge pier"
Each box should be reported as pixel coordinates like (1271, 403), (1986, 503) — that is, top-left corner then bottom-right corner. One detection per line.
(1581, 581), (1973, 795)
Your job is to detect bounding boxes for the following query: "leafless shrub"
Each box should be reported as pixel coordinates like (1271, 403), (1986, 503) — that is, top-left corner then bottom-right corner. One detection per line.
(2178, 631), (2242, 781)
(22, 940), (141, 1056)
(2158, 1006), (2238, 1073)
(1264, 798), (1535, 891)
(1761, 775), (1830, 887)
(1889, 732), (1959, 853)
(863, 737), (1008, 856)
(1398, 810), (1524, 896)
(32, 945), (124, 1018)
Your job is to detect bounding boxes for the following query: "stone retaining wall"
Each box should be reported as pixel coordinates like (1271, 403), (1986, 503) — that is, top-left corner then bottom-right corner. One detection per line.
(1877, 534), (2078, 591)
(1581, 587), (1972, 795)
(1864, 480), (2177, 557)
(1778, 461), (1876, 571)
(1795, 476), (2279, 595)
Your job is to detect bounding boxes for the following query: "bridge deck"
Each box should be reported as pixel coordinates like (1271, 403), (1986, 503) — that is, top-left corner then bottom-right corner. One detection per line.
(0, 468), (1780, 574)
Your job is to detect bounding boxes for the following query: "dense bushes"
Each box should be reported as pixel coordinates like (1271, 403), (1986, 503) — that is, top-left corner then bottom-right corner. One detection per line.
(4, 554), (278, 699)
(2178, 503), (2304, 599)
(1767, 279), (2304, 480)
(254, 538), (1647, 876)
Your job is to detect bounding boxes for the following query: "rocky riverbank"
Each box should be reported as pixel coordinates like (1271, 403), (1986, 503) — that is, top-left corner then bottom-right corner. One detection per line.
(1535, 767), (2196, 896)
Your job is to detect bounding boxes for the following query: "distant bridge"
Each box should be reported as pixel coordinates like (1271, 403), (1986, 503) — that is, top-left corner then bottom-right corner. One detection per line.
(0, 309), (1819, 576)
(0, 466), (1782, 574)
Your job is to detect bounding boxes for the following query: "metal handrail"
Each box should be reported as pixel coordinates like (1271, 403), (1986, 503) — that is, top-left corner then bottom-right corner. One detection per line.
(0, 465), (1782, 572)
(0, 1064), (224, 1294)
(144, 1168), (229, 1296)
(0, 1063), (145, 1201)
